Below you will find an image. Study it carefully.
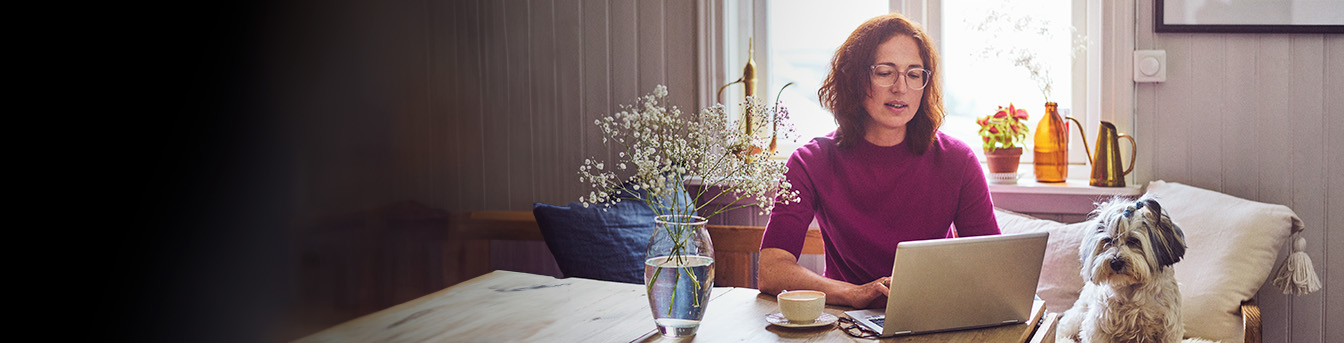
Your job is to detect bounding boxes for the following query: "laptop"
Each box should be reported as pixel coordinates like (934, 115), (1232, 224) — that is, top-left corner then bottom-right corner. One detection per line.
(843, 231), (1048, 337)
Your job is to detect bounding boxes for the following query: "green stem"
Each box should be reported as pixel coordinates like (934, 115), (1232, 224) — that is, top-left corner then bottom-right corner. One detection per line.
(684, 265), (702, 308)
(668, 268), (678, 316)
(646, 263), (663, 293)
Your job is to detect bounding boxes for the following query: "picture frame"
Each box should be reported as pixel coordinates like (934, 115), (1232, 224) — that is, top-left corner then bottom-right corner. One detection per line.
(1155, 0), (1344, 34)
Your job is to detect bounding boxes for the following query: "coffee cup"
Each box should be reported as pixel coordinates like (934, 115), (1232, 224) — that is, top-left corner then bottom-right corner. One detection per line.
(777, 290), (826, 323)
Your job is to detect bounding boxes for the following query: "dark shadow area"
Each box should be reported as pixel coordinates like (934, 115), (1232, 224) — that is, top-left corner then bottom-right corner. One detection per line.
(108, 1), (293, 342)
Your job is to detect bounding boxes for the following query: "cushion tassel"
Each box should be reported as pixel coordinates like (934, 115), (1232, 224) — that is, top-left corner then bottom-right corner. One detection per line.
(1271, 235), (1321, 295)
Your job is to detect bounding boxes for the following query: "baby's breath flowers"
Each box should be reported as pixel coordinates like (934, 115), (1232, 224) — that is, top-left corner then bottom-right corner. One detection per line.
(579, 85), (800, 314)
(577, 85), (800, 219)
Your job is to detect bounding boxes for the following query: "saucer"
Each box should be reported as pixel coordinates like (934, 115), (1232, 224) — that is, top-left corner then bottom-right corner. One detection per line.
(988, 172), (1020, 185)
(766, 312), (838, 328)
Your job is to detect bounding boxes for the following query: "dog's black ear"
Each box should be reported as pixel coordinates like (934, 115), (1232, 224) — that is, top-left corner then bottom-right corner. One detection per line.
(1144, 199), (1186, 267)
(1140, 198), (1160, 217)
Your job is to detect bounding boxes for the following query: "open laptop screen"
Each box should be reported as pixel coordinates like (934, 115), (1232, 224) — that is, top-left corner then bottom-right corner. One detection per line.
(845, 231), (1048, 337)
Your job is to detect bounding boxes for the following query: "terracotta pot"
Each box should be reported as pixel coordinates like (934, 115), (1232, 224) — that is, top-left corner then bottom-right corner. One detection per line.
(985, 147), (1023, 174)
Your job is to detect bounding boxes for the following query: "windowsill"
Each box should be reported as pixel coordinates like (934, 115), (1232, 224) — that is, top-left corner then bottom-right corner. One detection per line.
(989, 178), (1142, 196)
(985, 163), (1143, 216)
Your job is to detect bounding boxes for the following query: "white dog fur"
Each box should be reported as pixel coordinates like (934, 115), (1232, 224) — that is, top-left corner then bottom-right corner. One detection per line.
(1056, 195), (1215, 343)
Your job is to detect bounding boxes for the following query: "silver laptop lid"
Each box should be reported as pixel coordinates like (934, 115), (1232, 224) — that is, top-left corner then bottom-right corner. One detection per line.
(880, 232), (1048, 336)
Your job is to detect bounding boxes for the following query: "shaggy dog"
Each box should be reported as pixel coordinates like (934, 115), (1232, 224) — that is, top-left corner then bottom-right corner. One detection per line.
(1056, 196), (1211, 343)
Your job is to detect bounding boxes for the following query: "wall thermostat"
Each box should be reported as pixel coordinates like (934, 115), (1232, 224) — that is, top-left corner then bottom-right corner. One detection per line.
(1134, 50), (1166, 83)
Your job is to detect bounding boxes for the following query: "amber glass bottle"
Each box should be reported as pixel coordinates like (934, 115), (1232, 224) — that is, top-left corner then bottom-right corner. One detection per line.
(1033, 102), (1068, 182)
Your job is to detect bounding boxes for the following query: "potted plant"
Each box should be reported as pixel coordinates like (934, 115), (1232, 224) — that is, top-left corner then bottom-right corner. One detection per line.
(977, 103), (1029, 183)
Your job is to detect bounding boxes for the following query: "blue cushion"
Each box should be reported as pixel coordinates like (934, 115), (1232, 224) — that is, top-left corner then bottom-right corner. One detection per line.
(533, 187), (694, 284)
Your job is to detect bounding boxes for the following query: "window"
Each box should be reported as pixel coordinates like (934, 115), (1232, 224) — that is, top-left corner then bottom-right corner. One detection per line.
(940, 0), (1095, 164)
(767, 0), (889, 149)
(714, 0), (1098, 171)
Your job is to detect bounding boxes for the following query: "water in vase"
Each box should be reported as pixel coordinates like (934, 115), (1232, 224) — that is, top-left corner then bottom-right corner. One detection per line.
(644, 255), (715, 337)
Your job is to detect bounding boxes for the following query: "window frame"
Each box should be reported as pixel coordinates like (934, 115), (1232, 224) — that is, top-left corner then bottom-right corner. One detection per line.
(699, 0), (1119, 182)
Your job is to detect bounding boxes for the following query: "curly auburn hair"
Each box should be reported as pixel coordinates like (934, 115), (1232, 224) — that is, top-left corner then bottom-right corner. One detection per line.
(818, 13), (944, 154)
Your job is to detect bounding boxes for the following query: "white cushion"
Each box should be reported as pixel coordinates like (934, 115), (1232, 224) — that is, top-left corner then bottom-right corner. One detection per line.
(993, 209), (1090, 313)
(1148, 181), (1298, 343)
(995, 181), (1300, 343)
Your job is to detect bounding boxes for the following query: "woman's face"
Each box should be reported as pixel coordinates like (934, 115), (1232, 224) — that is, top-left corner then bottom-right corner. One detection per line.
(862, 35), (926, 143)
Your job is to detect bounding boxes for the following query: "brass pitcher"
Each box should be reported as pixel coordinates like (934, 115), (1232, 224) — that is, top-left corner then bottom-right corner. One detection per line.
(1087, 121), (1137, 187)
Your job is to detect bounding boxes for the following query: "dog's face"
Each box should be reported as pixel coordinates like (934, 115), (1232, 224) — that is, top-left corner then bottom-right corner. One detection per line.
(1080, 196), (1187, 287)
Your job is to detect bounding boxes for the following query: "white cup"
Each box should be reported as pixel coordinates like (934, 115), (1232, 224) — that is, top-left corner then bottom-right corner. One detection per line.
(777, 290), (826, 323)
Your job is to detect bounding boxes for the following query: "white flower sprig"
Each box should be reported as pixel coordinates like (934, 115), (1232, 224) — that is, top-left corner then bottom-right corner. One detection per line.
(577, 85), (800, 219)
(967, 6), (1088, 100)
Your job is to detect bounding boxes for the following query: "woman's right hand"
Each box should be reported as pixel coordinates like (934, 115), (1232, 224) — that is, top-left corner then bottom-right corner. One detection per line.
(835, 277), (890, 309)
(759, 248), (892, 309)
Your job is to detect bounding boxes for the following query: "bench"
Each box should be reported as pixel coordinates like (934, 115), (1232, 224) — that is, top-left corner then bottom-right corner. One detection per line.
(451, 210), (824, 288)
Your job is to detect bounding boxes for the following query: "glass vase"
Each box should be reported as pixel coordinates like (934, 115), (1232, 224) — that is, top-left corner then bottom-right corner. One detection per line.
(644, 215), (715, 338)
(1033, 102), (1068, 182)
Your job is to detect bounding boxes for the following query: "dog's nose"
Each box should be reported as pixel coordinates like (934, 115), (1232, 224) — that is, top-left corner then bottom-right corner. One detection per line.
(1109, 258), (1125, 271)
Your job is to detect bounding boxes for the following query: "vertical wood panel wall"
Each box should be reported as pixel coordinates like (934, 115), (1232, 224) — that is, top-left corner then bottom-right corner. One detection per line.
(438, 0), (700, 276)
(282, 0), (699, 338)
(441, 0), (698, 212)
(1133, 1), (1342, 342)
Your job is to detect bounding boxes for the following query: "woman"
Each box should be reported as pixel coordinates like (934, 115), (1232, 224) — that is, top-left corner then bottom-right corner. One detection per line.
(758, 13), (999, 309)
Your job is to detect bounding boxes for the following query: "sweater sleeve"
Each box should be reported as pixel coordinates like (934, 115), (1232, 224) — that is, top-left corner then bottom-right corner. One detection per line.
(760, 149), (817, 259)
(951, 149), (1000, 237)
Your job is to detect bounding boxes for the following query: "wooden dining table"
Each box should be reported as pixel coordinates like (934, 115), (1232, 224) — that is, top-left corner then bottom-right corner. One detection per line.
(296, 270), (1052, 343)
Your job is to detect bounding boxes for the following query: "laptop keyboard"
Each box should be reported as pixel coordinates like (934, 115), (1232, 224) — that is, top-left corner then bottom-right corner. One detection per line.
(869, 316), (885, 328)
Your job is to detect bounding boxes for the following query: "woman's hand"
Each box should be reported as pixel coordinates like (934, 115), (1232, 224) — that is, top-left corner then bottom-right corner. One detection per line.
(834, 277), (890, 309)
(758, 248), (891, 309)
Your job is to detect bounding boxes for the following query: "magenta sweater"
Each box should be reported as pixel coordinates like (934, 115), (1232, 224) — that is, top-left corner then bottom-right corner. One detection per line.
(761, 131), (1000, 285)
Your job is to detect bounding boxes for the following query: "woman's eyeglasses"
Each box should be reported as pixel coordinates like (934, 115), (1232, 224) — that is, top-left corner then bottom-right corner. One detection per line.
(870, 64), (931, 90)
(837, 316), (882, 338)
